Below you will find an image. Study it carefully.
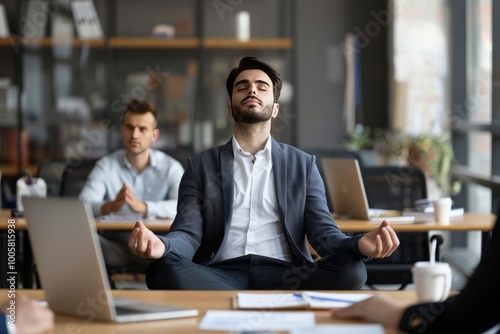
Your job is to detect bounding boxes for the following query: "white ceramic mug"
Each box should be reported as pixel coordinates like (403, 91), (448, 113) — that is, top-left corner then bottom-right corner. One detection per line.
(411, 261), (452, 302)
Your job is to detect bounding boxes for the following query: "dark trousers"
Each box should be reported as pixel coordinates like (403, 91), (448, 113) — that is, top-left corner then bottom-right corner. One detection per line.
(146, 251), (367, 290)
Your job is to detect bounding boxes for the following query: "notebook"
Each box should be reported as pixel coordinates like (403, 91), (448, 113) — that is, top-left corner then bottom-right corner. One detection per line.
(23, 196), (199, 323)
(320, 158), (415, 223)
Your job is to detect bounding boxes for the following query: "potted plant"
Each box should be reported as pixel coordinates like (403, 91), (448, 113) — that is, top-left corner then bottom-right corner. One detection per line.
(404, 133), (461, 196)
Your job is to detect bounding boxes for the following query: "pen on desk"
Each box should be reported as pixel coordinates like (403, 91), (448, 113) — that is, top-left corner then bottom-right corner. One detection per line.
(292, 293), (356, 304)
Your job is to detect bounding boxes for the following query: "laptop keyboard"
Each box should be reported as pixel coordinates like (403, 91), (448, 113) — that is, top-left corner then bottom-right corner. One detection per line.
(115, 301), (184, 315)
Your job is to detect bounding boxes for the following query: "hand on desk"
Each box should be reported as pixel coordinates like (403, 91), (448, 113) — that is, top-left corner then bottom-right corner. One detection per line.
(128, 221), (165, 259)
(331, 293), (405, 328)
(358, 221), (400, 258)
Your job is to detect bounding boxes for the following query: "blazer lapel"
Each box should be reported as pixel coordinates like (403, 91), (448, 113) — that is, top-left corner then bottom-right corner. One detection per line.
(220, 140), (234, 229)
(272, 139), (288, 221)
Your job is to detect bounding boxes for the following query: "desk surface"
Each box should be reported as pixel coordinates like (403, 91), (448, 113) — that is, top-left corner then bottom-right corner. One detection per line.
(0, 209), (173, 231)
(5, 289), (418, 334)
(1, 208), (495, 232)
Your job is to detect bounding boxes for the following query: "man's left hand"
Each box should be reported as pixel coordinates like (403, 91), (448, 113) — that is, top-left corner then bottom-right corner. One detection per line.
(358, 220), (399, 258)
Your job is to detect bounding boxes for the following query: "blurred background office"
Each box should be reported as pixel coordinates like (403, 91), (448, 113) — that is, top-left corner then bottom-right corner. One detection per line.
(0, 0), (497, 285)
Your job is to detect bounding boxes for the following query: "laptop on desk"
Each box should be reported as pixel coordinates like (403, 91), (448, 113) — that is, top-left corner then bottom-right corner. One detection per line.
(320, 158), (415, 224)
(23, 196), (199, 323)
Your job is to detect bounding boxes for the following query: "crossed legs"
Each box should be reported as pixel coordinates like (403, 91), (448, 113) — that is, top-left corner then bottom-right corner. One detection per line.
(146, 251), (366, 290)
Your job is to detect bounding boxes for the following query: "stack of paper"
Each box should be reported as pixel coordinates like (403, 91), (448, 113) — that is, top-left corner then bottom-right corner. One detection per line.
(235, 291), (373, 310)
(97, 213), (155, 223)
(402, 207), (464, 218)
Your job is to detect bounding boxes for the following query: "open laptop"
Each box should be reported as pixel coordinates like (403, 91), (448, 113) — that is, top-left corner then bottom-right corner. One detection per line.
(320, 158), (415, 223)
(23, 196), (199, 323)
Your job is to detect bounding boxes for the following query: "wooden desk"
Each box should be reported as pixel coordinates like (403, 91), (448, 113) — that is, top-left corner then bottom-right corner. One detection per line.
(334, 213), (496, 260)
(0, 209), (173, 231)
(1, 209), (495, 289)
(4, 289), (418, 334)
(1, 209), (494, 234)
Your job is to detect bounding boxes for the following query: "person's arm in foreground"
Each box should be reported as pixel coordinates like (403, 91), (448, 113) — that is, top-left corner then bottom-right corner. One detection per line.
(332, 293), (406, 328)
(1, 294), (54, 334)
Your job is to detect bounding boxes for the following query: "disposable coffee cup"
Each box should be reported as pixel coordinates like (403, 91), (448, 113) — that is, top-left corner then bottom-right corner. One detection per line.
(434, 197), (452, 223)
(412, 261), (452, 302)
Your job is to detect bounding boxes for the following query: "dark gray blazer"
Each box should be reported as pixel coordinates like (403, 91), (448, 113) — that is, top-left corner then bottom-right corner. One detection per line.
(159, 138), (364, 266)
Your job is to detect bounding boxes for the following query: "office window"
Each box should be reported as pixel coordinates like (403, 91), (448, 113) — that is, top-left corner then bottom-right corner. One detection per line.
(466, 0), (492, 213)
(392, 0), (448, 134)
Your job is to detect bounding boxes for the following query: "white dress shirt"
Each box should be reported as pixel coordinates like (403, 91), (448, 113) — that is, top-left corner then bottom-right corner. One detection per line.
(78, 148), (184, 218)
(219, 136), (294, 262)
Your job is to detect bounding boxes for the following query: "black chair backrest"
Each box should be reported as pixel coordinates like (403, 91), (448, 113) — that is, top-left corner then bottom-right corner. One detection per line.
(162, 146), (194, 170)
(361, 165), (427, 212)
(36, 159), (67, 196)
(60, 159), (98, 197)
(360, 165), (430, 288)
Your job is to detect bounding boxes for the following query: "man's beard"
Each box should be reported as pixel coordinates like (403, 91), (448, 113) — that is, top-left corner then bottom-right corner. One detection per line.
(231, 103), (273, 124)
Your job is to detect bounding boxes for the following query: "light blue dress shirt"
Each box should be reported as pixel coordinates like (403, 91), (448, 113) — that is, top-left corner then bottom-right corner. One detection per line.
(78, 148), (184, 219)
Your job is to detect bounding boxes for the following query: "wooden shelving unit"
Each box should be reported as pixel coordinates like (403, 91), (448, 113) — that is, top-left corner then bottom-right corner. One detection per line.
(0, 0), (295, 179)
(21, 37), (106, 48)
(109, 37), (200, 49)
(204, 38), (293, 49)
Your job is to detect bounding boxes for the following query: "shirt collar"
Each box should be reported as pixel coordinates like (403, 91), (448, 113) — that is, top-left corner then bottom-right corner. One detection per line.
(232, 136), (272, 157)
(122, 149), (156, 170)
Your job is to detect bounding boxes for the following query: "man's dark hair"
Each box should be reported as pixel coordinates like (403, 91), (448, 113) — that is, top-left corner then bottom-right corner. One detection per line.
(123, 99), (158, 124)
(226, 56), (282, 103)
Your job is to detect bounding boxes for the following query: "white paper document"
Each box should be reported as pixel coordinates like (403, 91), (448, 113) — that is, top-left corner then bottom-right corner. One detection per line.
(198, 310), (315, 331)
(96, 213), (155, 223)
(291, 324), (385, 334)
(236, 292), (373, 309)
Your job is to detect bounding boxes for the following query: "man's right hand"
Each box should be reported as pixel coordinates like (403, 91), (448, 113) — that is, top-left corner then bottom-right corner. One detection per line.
(128, 221), (165, 259)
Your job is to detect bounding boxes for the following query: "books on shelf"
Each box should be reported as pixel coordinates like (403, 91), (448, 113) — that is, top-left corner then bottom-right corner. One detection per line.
(23, 0), (49, 38)
(234, 291), (373, 310)
(0, 4), (9, 37)
(0, 78), (18, 127)
(71, 0), (103, 39)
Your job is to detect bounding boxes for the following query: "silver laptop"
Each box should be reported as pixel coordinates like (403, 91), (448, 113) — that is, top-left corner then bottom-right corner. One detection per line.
(23, 196), (199, 323)
(321, 158), (415, 223)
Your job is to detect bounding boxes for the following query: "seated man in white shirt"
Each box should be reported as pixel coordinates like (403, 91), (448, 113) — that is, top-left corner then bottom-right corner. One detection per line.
(79, 99), (185, 270)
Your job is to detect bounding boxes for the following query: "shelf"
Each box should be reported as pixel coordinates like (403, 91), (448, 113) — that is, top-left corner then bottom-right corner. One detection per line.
(204, 38), (293, 49)
(2, 37), (293, 50)
(108, 37), (293, 49)
(0, 37), (15, 46)
(20, 37), (105, 48)
(109, 37), (200, 49)
(0, 164), (38, 177)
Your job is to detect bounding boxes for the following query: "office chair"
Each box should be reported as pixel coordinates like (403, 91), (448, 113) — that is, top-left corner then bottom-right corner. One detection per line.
(360, 165), (440, 290)
(36, 159), (67, 196)
(162, 146), (194, 170)
(59, 159), (98, 197)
